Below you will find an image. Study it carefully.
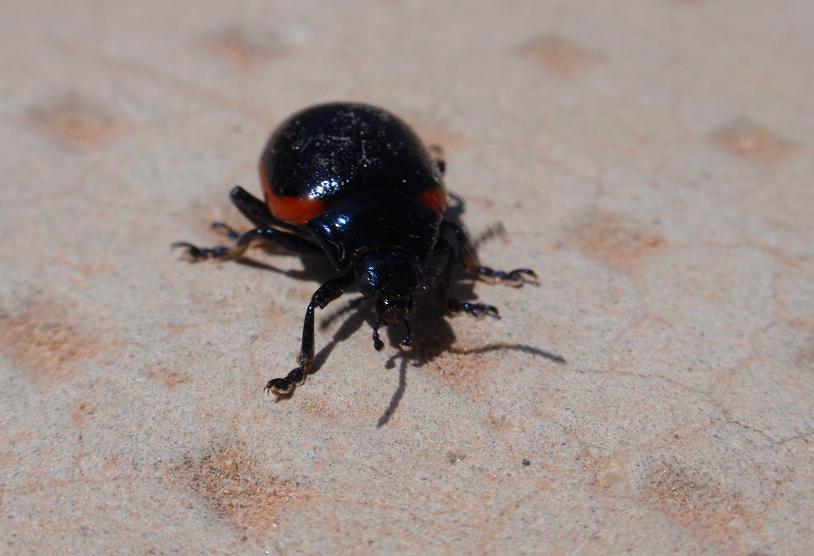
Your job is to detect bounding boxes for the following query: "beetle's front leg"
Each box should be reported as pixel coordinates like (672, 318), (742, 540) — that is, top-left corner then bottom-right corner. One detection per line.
(441, 220), (538, 287)
(264, 273), (355, 396)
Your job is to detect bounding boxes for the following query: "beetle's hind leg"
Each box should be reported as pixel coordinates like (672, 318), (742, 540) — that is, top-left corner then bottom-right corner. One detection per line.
(173, 225), (320, 261)
(428, 144), (446, 176)
(265, 273), (355, 396)
(441, 220), (537, 287)
(230, 186), (302, 233)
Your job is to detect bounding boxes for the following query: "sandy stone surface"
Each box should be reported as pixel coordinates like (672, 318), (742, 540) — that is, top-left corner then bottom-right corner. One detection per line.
(1, 1), (812, 554)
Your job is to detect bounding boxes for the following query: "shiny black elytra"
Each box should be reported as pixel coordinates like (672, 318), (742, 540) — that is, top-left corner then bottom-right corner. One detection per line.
(174, 102), (536, 396)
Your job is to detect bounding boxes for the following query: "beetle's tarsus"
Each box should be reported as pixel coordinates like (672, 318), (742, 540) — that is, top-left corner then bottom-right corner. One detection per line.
(476, 266), (538, 287)
(171, 242), (232, 261)
(447, 298), (500, 319)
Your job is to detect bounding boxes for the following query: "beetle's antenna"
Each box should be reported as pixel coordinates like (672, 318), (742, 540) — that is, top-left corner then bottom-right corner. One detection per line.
(372, 321), (384, 351)
(399, 318), (413, 351)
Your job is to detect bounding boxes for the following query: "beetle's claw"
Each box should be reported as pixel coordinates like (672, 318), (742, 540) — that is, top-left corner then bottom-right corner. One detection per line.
(508, 268), (538, 287)
(172, 242), (205, 261)
(210, 221), (240, 239)
(264, 378), (293, 396)
(483, 304), (500, 318)
(471, 304), (500, 319)
(264, 367), (306, 397)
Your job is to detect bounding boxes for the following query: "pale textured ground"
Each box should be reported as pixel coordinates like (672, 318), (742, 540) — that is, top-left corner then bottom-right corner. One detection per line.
(1, 1), (813, 554)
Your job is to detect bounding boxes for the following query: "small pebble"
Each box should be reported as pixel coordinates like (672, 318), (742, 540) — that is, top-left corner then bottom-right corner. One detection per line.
(522, 459), (530, 466)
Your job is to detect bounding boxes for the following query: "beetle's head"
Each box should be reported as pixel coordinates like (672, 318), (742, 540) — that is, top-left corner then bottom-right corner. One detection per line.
(356, 250), (425, 350)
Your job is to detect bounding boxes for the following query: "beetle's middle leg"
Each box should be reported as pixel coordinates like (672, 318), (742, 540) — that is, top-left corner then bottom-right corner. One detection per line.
(433, 236), (500, 319)
(265, 273), (355, 396)
(440, 220), (537, 287)
(173, 226), (320, 261)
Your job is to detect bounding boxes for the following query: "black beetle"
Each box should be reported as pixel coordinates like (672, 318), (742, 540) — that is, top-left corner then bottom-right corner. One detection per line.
(174, 102), (536, 395)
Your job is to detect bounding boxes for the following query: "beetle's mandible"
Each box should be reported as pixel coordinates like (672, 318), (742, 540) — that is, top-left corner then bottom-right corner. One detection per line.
(174, 102), (536, 395)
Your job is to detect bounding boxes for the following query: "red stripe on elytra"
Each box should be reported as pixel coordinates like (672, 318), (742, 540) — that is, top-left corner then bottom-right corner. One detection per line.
(417, 186), (448, 212)
(259, 162), (327, 225)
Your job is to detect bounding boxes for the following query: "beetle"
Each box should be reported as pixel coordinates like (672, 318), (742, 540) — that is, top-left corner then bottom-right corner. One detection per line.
(174, 102), (536, 396)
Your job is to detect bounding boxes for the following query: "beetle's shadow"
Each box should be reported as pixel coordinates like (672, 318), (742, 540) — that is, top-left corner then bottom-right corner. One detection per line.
(372, 294), (567, 427)
(310, 283), (566, 428)
(236, 192), (566, 423)
(235, 250), (337, 284)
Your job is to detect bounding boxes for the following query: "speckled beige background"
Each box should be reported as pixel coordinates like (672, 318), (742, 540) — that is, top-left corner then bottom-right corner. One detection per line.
(1, 1), (812, 554)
